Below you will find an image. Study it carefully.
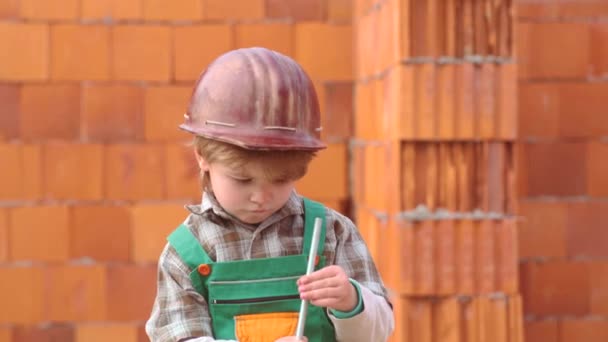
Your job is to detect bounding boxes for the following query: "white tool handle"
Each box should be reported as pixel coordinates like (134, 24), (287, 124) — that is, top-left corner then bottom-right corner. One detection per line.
(295, 217), (322, 339)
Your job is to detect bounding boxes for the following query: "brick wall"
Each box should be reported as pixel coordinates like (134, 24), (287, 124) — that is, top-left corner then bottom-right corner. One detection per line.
(0, 0), (352, 340)
(353, 0), (522, 341)
(517, 1), (608, 341)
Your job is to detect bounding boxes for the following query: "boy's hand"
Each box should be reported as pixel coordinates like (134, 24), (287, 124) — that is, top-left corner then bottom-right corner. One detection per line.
(275, 337), (307, 342)
(297, 265), (357, 312)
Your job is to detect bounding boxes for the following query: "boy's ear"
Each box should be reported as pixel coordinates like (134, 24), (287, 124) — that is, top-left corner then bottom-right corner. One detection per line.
(194, 150), (210, 171)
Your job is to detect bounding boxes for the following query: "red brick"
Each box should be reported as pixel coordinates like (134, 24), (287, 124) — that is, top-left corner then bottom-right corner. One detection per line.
(105, 144), (165, 201)
(476, 220), (496, 294)
(20, 84), (80, 141)
(48, 265), (107, 321)
(296, 143), (347, 200)
(205, 0), (264, 20)
(76, 324), (139, 342)
(566, 201), (608, 258)
(456, 220), (475, 295)
(0, 0), (18, 18)
(591, 24), (608, 77)
(51, 24), (111, 81)
(43, 143), (104, 200)
(12, 325), (74, 342)
(408, 299), (432, 342)
(144, 86), (191, 141)
(518, 200), (567, 259)
(0, 144), (43, 201)
(558, 83), (608, 138)
(436, 64), (455, 139)
(327, 0), (351, 22)
(0, 209), (7, 262)
(234, 24), (294, 57)
(454, 63), (475, 139)
(173, 25), (233, 81)
(131, 204), (186, 262)
(413, 221), (435, 295)
(112, 25), (171, 81)
(81, 0), (143, 20)
(71, 206), (131, 262)
(524, 320), (558, 342)
(518, 82), (559, 138)
(476, 64), (495, 139)
(295, 23), (353, 80)
(560, 319), (608, 342)
(22, 144), (43, 199)
(432, 298), (460, 342)
(518, 1), (608, 18)
(20, 0), (78, 19)
(517, 23), (590, 79)
(497, 220), (518, 294)
(590, 261), (608, 315)
(0, 23), (48, 81)
(9, 206), (70, 262)
(495, 63), (517, 140)
(460, 297), (480, 342)
(106, 265), (157, 320)
(265, 0), (325, 20)
(413, 64), (436, 139)
(0, 266), (46, 323)
(0, 84), (19, 141)
(435, 220), (456, 295)
(143, 0), (203, 20)
(322, 82), (353, 142)
(165, 143), (200, 201)
(486, 143), (506, 213)
(520, 260), (590, 315)
(82, 84), (144, 141)
(384, 219), (414, 294)
(523, 142), (587, 196)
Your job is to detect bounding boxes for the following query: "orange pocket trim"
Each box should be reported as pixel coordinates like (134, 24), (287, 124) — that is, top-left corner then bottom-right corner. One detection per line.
(235, 312), (299, 342)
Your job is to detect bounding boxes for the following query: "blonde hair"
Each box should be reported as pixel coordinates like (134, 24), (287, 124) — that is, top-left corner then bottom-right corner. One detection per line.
(194, 136), (316, 191)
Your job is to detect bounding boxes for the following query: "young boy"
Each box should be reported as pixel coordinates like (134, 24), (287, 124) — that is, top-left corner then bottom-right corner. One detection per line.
(146, 47), (394, 342)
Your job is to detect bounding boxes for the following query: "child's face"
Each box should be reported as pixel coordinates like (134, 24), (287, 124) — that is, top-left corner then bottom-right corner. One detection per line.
(197, 157), (296, 225)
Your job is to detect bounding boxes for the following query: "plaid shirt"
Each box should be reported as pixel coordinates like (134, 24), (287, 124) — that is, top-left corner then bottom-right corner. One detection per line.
(146, 191), (389, 342)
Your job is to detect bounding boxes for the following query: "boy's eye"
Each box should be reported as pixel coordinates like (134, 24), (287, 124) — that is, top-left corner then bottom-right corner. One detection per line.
(232, 177), (252, 183)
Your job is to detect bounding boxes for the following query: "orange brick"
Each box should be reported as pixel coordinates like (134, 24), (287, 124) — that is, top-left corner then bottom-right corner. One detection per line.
(560, 319), (608, 342)
(71, 206), (131, 262)
(588, 142), (608, 196)
(51, 24), (110, 81)
(131, 204), (186, 262)
(322, 82), (353, 142)
(524, 320), (558, 342)
(0, 23), (48, 81)
(566, 201), (608, 258)
(173, 25), (232, 81)
(43, 143), (104, 200)
(590, 261), (608, 316)
(496, 220), (518, 294)
(295, 23), (353, 80)
(476, 220), (496, 294)
(518, 23), (590, 79)
(82, 84), (144, 141)
(413, 64), (436, 139)
(266, 0), (325, 20)
(454, 63), (475, 139)
(495, 63), (517, 140)
(557, 83), (608, 138)
(76, 324), (139, 342)
(9, 206), (70, 262)
(518, 201), (567, 259)
(413, 221), (435, 295)
(0, 144), (43, 201)
(105, 144), (165, 201)
(456, 219), (475, 295)
(432, 298), (460, 342)
(0, 0), (18, 18)
(461, 297), (480, 342)
(591, 24), (608, 77)
(436, 220), (456, 295)
(21, 0), (78, 19)
(518, 1), (608, 18)
(408, 299), (432, 342)
(112, 25), (170, 81)
(106, 265), (157, 320)
(205, 0), (264, 20)
(0, 326), (10, 342)
(476, 63), (495, 139)
(523, 142), (587, 196)
(0, 209), (7, 262)
(0, 84), (20, 141)
(389, 295), (409, 342)
(166, 143), (200, 201)
(518, 82), (559, 138)
(520, 260), (590, 315)
(20, 84), (80, 140)
(11, 324), (74, 342)
(48, 265), (107, 321)
(296, 143), (347, 199)
(436, 64), (455, 139)
(234, 24), (294, 57)
(327, 0), (351, 23)
(143, 0), (203, 20)
(0, 266), (46, 323)
(144, 86), (191, 141)
(81, 0), (143, 20)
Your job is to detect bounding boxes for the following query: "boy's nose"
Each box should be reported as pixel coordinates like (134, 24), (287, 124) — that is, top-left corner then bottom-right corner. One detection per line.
(250, 187), (273, 204)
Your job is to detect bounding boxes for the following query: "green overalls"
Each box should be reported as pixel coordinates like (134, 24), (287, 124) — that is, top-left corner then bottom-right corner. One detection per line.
(167, 198), (337, 342)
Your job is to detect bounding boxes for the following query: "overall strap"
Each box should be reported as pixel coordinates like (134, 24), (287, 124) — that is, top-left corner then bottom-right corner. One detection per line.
(302, 198), (327, 258)
(167, 224), (213, 271)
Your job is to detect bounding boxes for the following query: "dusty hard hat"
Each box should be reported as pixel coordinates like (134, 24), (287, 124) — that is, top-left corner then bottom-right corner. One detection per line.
(180, 47), (326, 151)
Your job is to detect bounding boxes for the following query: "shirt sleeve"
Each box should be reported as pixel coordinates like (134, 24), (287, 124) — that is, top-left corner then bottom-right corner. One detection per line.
(145, 243), (237, 342)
